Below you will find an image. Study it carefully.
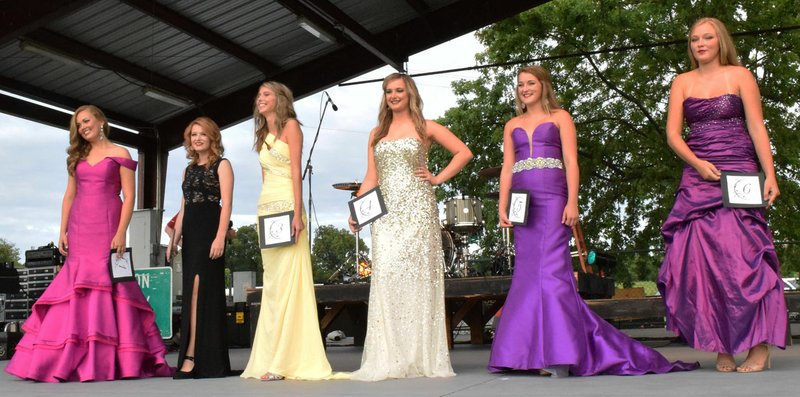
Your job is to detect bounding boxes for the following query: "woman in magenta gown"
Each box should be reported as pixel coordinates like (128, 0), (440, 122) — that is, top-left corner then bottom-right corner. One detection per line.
(488, 66), (697, 377)
(658, 18), (785, 373)
(6, 105), (173, 382)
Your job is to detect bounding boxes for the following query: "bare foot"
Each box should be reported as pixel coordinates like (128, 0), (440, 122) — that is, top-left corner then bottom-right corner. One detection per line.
(260, 372), (285, 381)
(715, 353), (736, 372)
(736, 344), (770, 373)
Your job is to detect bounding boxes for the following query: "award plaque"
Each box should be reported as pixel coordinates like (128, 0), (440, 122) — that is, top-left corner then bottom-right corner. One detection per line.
(721, 171), (767, 208)
(108, 248), (135, 282)
(348, 186), (388, 228)
(507, 189), (530, 225)
(258, 211), (296, 248)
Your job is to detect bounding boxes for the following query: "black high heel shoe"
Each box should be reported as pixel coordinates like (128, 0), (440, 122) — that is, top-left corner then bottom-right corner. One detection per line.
(173, 356), (195, 380)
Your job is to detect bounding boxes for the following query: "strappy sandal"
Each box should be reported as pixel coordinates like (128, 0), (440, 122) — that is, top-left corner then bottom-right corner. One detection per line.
(173, 356), (195, 380)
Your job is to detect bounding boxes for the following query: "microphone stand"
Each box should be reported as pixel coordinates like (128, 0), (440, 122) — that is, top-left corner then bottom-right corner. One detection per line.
(302, 97), (333, 251)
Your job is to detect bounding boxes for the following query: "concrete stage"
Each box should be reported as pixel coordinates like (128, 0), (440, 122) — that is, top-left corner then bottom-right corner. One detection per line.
(2, 339), (798, 396)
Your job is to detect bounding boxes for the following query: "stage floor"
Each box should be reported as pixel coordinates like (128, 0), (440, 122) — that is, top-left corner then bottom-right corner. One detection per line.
(2, 340), (798, 396)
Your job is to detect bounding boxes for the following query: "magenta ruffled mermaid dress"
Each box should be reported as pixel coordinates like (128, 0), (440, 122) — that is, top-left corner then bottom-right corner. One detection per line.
(6, 157), (174, 382)
(658, 94), (787, 354)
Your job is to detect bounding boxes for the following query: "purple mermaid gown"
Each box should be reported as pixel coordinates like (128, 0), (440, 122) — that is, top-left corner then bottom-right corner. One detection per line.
(6, 157), (174, 382)
(658, 94), (787, 354)
(488, 122), (697, 376)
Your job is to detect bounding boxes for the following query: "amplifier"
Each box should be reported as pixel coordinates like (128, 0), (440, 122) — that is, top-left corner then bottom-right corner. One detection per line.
(26, 273), (56, 282)
(25, 247), (60, 262)
(25, 280), (53, 289)
(25, 259), (61, 268)
(27, 266), (58, 275)
(27, 288), (47, 300)
(3, 310), (29, 320)
(4, 301), (31, 310)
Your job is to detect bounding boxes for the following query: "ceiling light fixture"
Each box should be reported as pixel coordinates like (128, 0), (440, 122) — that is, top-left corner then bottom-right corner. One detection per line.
(142, 86), (191, 108)
(297, 17), (335, 43)
(19, 40), (84, 67)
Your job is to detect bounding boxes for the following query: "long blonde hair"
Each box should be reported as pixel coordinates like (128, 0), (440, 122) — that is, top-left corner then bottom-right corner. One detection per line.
(514, 65), (561, 116)
(688, 17), (741, 69)
(371, 73), (426, 146)
(67, 105), (109, 176)
(183, 117), (224, 167)
(253, 81), (298, 151)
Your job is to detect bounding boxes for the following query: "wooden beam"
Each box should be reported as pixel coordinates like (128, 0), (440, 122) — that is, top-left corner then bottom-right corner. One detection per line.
(22, 29), (212, 105)
(0, 0), (93, 45)
(122, 0), (280, 76)
(301, 0), (406, 71)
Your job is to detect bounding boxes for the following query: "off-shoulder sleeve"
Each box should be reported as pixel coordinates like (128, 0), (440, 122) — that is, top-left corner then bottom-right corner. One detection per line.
(110, 156), (138, 171)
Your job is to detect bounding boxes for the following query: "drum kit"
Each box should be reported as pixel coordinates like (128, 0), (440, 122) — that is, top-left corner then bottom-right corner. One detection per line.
(329, 165), (513, 282)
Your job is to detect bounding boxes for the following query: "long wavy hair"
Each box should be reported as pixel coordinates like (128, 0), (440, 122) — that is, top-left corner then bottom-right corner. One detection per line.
(371, 73), (426, 147)
(253, 81), (298, 151)
(67, 105), (109, 176)
(688, 17), (741, 69)
(514, 65), (561, 116)
(183, 117), (224, 167)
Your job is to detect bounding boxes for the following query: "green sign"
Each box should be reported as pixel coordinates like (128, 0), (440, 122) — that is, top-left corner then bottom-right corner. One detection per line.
(135, 267), (173, 339)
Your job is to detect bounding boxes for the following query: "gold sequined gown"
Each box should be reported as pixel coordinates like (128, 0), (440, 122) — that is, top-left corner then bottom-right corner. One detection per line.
(351, 137), (455, 381)
(240, 134), (332, 380)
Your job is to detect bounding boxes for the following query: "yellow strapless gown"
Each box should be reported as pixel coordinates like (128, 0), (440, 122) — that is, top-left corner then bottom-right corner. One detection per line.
(240, 135), (332, 380)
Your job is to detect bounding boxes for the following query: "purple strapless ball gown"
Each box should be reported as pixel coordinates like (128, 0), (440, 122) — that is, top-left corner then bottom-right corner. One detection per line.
(658, 94), (787, 354)
(488, 122), (697, 376)
(6, 157), (174, 382)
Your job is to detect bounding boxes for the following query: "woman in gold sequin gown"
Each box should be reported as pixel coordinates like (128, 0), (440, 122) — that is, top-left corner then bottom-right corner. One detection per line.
(241, 82), (332, 381)
(348, 73), (473, 381)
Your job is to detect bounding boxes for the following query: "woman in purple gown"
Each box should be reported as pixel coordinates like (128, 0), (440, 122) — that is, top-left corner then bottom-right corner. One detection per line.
(658, 17), (785, 373)
(5, 105), (174, 382)
(488, 66), (697, 377)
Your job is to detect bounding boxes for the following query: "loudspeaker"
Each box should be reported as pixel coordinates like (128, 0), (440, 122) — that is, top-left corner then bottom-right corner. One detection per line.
(577, 273), (615, 299)
(0, 331), (22, 360)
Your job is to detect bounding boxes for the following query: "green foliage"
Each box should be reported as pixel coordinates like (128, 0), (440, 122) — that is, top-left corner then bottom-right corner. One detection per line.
(432, 0), (800, 282)
(311, 225), (369, 283)
(0, 238), (21, 267)
(225, 224), (262, 285)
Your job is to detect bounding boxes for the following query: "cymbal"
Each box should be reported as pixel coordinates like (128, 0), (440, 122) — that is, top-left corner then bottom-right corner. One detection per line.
(333, 182), (361, 191)
(485, 191), (499, 199)
(477, 166), (501, 178)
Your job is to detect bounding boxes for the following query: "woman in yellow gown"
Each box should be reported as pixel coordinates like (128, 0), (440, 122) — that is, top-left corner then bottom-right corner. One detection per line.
(240, 81), (332, 381)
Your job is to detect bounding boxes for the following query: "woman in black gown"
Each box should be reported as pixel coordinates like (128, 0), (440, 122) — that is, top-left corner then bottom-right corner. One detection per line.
(168, 117), (234, 379)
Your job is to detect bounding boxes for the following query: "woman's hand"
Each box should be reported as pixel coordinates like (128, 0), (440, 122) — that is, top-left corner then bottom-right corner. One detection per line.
(166, 242), (176, 263)
(291, 213), (305, 239)
(498, 211), (513, 228)
(111, 232), (126, 256)
(209, 236), (225, 259)
(58, 231), (69, 256)
(348, 215), (361, 233)
(562, 202), (579, 227)
(414, 166), (440, 185)
(694, 160), (721, 181)
(764, 177), (780, 207)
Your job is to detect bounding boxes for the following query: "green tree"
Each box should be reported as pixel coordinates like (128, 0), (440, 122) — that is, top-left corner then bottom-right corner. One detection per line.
(311, 225), (369, 283)
(432, 0), (800, 284)
(0, 238), (21, 267)
(225, 224), (262, 285)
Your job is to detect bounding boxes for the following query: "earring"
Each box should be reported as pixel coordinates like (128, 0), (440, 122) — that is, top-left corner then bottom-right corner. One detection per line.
(100, 126), (105, 140)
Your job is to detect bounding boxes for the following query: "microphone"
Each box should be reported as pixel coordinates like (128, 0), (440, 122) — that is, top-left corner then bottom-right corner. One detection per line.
(324, 91), (338, 111)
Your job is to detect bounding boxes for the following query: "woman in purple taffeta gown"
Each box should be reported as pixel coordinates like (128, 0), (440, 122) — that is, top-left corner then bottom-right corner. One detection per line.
(658, 17), (785, 373)
(488, 66), (698, 377)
